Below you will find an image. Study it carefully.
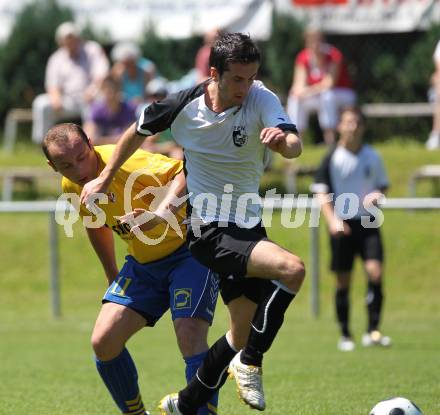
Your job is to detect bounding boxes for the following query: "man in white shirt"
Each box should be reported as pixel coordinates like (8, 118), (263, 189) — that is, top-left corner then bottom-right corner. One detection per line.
(32, 22), (109, 143)
(312, 107), (391, 352)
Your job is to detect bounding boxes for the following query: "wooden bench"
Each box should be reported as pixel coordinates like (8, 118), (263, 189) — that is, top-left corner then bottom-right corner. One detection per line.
(0, 168), (60, 201)
(408, 165), (440, 197)
(3, 108), (33, 153)
(361, 102), (434, 118)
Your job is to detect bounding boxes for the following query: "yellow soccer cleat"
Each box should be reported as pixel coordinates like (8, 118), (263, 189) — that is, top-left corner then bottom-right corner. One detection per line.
(158, 393), (183, 415)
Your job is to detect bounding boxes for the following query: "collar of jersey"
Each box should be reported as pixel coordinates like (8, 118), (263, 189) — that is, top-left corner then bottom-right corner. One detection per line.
(198, 94), (241, 124)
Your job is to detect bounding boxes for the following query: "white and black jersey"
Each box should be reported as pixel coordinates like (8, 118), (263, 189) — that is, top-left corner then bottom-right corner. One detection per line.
(312, 144), (389, 219)
(137, 80), (296, 226)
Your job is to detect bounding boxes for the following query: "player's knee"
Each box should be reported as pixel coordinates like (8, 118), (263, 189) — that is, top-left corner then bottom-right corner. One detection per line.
(336, 278), (350, 290)
(175, 318), (208, 357)
(91, 331), (108, 360)
(279, 256), (306, 292)
(366, 263), (383, 283)
(91, 331), (122, 361)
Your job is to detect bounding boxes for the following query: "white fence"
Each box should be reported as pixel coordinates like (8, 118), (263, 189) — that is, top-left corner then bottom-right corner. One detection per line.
(1, 198), (439, 318)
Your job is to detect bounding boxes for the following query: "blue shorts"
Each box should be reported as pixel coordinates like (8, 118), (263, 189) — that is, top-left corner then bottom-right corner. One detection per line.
(103, 245), (219, 326)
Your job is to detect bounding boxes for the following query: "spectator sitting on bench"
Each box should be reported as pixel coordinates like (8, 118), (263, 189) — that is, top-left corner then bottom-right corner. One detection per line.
(32, 22), (109, 143)
(427, 40), (440, 150)
(83, 76), (136, 145)
(287, 25), (356, 145)
(111, 42), (156, 106)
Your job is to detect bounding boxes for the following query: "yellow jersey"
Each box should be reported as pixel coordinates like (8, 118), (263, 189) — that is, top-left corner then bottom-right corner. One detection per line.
(62, 145), (187, 263)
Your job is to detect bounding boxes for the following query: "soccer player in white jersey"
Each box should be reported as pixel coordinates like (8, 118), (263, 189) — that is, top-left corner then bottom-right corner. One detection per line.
(80, 32), (305, 413)
(312, 107), (391, 352)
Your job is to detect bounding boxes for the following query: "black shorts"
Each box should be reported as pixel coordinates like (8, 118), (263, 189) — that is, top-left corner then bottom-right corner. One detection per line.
(187, 221), (272, 304)
(330, 219), (384, 272)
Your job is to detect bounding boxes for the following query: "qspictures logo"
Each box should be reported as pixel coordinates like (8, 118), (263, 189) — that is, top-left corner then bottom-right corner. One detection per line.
(55, 168), (386, 243)
(55, 167), (190, 245)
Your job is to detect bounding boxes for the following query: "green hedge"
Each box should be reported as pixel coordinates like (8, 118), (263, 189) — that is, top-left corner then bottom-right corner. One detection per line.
(0, 0), (73, 120)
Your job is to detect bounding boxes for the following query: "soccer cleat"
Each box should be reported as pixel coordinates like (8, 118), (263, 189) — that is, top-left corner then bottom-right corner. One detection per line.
(158, 393), (183, 415)
(362, 330), (391, 347)
(337, 336), (355, 352)
(228, 351), (266, 411)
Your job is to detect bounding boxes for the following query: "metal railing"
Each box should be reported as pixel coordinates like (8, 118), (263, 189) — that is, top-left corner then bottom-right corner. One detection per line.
(1, 198), (439, 318)
(0, 201), (73, 318)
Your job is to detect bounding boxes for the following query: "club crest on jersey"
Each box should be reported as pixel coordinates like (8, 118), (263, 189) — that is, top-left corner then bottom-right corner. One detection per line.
(232, 126), (248, 147)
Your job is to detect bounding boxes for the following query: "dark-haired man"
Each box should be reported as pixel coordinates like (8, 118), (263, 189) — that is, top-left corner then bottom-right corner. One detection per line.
(80, 32), (305, 414)
(312, 107), (391, 352)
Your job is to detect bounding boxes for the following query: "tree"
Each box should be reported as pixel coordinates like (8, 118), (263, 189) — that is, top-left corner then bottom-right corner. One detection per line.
(0, 0), (73, 120)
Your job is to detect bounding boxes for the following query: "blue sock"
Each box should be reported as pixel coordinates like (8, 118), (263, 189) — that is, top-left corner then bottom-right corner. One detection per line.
(95, 348), (146, 414)
(185, 351), (219, 415)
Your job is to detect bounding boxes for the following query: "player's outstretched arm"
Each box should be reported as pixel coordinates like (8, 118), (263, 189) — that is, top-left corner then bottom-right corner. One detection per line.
(154, 170), (188, 218)
(119, 170), (187, 233)
(86, 226), (119, 285)
(261, 127), (302, 159)
(80, 123), (145, 205)
(280, 131), (303, 158)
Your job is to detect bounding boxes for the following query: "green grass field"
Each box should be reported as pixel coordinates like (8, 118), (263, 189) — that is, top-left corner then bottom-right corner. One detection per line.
(0, 141), (439, 414)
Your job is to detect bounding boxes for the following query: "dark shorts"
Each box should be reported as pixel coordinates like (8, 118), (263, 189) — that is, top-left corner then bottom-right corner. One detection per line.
(330, 219), (384, 272)
(187, 221), (272, 305)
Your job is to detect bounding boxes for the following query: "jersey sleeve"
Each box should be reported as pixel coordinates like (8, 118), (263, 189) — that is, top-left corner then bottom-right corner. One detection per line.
(374, 153), (389, 191)
(311, 151), (334, 194)
(45, 53), (61, 90)
(136, 83), (205, 136)
(118, 148), (183, 188)
(295, 49), (308, 67)
(254, 83), (297, 132)
(328, 46), (343, 64)
(61, 177), (90, 218)
(138, 57), (155, 73)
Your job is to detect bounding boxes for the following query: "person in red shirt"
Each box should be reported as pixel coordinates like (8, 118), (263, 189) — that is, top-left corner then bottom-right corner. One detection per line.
(287, 27), (356, 145)
(194, 28), (221, 83)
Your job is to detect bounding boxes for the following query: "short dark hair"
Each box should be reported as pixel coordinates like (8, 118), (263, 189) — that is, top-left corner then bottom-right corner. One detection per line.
(42, 123), (90, 162)
(340, 106), (366, 125)
(209, 32), (261, 77)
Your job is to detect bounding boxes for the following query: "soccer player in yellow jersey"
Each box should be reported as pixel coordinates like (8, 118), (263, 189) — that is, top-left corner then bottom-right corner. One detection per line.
(43, 123), (219, 415)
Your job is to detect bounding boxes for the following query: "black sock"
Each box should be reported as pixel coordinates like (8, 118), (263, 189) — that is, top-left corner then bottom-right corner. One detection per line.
(335, 287), (351, 337)
(241, 282), (295, 367)
(178, 335), (236, 414)
(367, 281), (383, 332)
